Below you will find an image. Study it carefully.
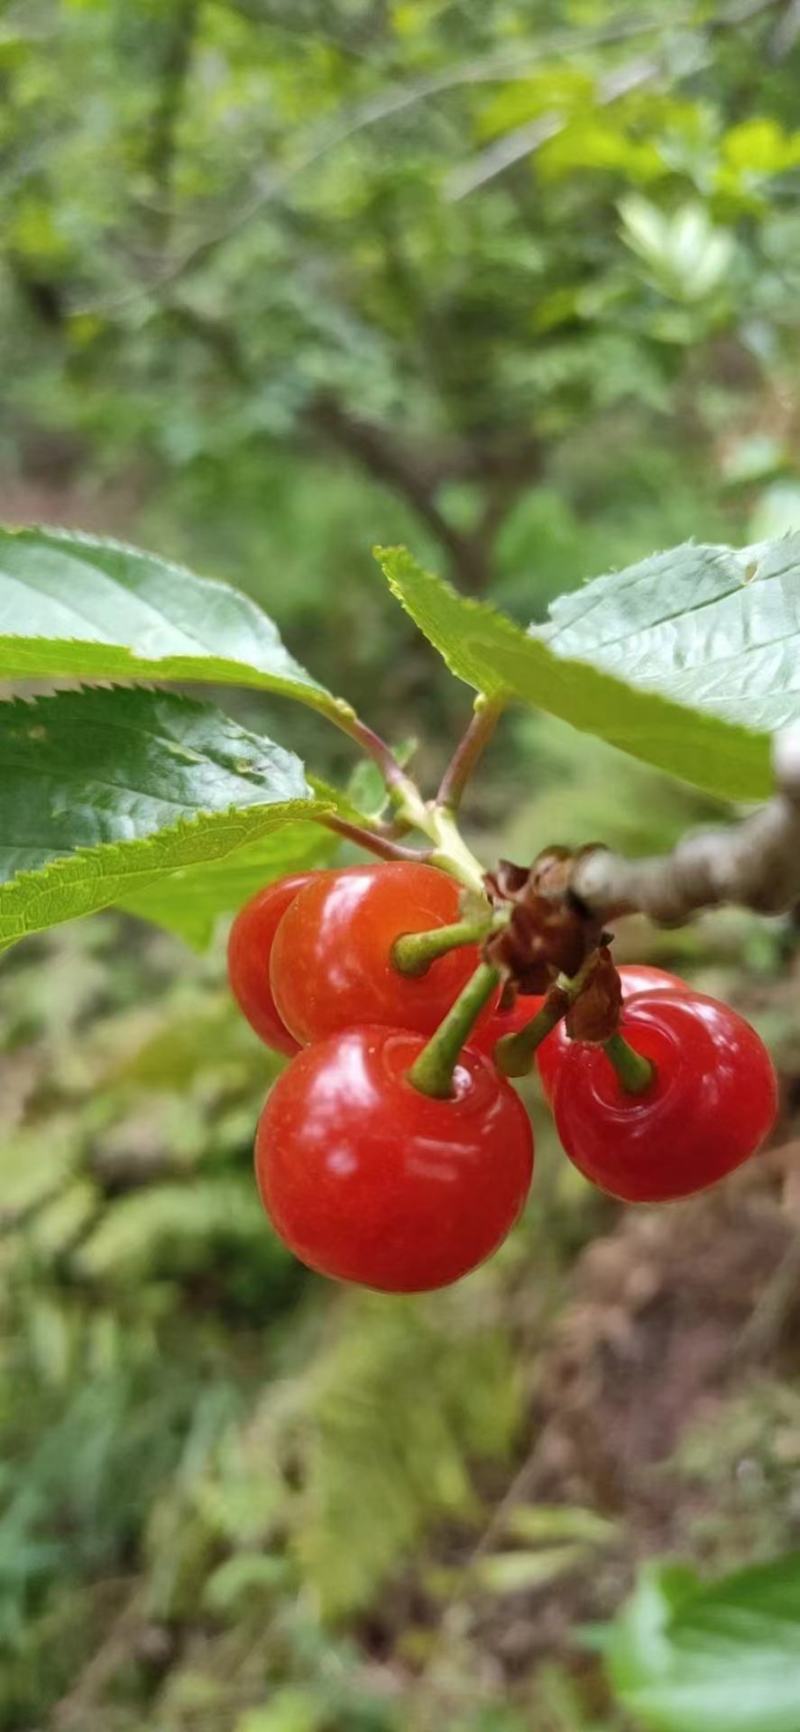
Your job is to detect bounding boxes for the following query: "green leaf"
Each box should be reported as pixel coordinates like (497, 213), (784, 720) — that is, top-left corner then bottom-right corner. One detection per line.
(306, 774), (380, 827)
(0, 526), (351, 722)
(127, 753), (421, 946)
(75, 1178), (273, 1279)
(375, 544), (796, 800)
(122, 821), (338, 949)
(608, 1555), (800, 1732)
(722, 118), (800, 177)
(620, 197), (735, 300)
(128, 758), (410, 946)
(0, 687), (329, 946)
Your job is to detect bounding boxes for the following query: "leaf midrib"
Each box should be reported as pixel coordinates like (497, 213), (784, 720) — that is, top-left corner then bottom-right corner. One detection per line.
(0, 753), (280, 811)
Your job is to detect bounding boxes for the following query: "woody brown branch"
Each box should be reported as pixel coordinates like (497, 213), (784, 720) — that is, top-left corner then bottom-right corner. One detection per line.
(569, 727), (800, 925)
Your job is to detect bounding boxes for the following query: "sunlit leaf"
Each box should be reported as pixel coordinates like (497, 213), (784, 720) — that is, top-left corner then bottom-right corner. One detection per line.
(0, 526), (352, 723)
(376, 544), (781, 800)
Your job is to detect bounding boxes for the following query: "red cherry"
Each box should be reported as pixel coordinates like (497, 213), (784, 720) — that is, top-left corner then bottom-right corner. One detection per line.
(472, 992), (546, 1059)
(270, 862), (496, 1045)
(255, 1025), (534, 1291)
(537, 963), (687, 1101)
(552, 989), (777, 1203)
(227, 873), (316, 1054)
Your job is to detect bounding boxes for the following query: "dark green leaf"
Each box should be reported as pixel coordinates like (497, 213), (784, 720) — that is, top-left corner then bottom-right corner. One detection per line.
(123, 820), (339, 948)
(0, 688), (329, 946)
(126, 756), (421, 946)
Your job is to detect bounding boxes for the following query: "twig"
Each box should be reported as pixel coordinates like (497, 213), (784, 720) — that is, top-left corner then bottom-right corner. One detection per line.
(320, 814), (426, 864)
(328, 711), (489, 896)
(570, 726), (800, 925)
(331, 711), (414, 800)
(143, 0), (199, 243)
(309, 396), (486, 585)
(437, 697), (505, 813)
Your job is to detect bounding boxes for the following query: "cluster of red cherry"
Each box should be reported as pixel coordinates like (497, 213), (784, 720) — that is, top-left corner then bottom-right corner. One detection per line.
(228, 861), (778, 1294)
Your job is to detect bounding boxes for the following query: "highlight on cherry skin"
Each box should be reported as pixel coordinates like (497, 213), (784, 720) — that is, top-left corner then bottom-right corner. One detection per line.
(536, 962), (687, 1102)
(255, 1025), (534, 1293)
(227, 871), (317, 1054)
(552, 988), (778, 1204)
(270, 861), (498, 1045)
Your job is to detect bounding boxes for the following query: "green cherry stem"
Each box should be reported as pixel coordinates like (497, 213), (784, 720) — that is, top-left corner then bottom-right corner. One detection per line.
(409, 962), (500, 1100)
(495, 988), (571, 1078)
(495, 948), (604, 1077)
(392, 908), (508, 977)
(603, 1032), (656, 1095)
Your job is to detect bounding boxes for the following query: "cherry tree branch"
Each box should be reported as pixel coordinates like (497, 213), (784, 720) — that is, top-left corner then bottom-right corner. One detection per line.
(307, 396), (543, 593)
(570, 727), (800, 924)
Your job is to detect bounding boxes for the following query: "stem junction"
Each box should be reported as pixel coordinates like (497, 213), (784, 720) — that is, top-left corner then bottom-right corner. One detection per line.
(328, 698), (492, 897)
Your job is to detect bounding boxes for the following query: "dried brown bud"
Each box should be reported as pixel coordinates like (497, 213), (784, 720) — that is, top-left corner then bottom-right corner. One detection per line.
(483, 848), (605, 990)
(566, 946), (623, 1043)
(528, 846), (574, 900)
(484, 860), (531, 904)
(484, 893), (591, 991)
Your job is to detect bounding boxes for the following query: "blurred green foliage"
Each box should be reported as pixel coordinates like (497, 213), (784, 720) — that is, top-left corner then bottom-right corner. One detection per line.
(2, 0), (800, 1726)
(4, 0), (800, 746)
(0, 917), (542, 1728)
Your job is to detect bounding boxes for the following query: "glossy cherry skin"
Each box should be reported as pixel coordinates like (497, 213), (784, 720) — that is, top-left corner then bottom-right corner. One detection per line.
(552, 989), (777, 1204)
(472, 992), (546, 1059)
(255, 1025), (534, 1291)
(227, 873), (316, 1054)
(537, 964), (687, 1102)
(270, 862), (496, 1045)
